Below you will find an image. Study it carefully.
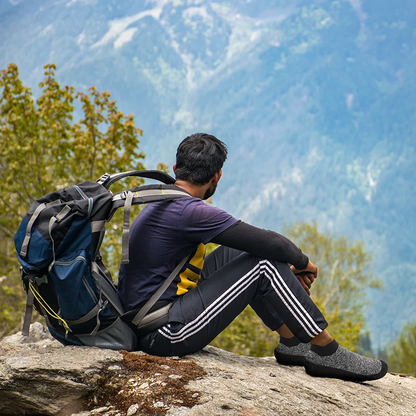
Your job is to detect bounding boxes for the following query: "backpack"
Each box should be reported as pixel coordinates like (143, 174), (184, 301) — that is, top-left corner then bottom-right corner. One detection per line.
(14, 170), (189, 350)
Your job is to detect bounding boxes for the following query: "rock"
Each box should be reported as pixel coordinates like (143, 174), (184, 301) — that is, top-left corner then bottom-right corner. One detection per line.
(126, 404), (139, 416)
(107, 365), (122, 372)
(0, 324), (122, 416)
(1, 321), (56, 346)
(89, 407), (111, 414)
(1, 324), (416, 416)
(183, 346), (416, 416)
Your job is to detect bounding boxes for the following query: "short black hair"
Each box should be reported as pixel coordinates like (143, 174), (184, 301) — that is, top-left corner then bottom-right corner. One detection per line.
(175, 133), (228, 185)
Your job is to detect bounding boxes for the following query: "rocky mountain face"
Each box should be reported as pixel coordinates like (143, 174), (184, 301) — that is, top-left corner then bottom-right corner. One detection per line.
(1, 0), (415, 347)
(1, 323), (415, 416)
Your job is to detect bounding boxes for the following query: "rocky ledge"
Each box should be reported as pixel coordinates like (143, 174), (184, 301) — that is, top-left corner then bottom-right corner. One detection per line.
(0, 323), (415, 416)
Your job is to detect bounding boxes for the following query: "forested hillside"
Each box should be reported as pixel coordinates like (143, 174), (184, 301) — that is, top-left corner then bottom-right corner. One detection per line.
(0, 0), (415, 348)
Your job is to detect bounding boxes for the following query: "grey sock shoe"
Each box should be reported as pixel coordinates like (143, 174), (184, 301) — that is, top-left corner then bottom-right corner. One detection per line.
(274, 337), (310, 366)
(304, 340), (388, 382)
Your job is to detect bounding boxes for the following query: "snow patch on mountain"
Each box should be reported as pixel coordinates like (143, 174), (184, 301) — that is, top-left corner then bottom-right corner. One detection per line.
(66, 0), (97, 6)
(114, 27), (138, 49)
(182, 5), (213, 27)
(240, 181), (288, 222)
(92, 8), (162, 49)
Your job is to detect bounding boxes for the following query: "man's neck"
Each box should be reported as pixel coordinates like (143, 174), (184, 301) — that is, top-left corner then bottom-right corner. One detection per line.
(174, 180), (207, 200)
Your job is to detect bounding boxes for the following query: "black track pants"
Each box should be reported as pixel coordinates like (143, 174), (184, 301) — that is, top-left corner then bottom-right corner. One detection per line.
(139, 247), (328, 356)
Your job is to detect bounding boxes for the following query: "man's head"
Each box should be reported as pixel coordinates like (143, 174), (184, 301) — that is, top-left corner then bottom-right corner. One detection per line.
(174, 133), (228, 198)
(175, 133), (227, 180)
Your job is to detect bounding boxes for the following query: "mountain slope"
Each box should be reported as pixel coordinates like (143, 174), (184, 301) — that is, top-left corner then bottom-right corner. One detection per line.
(1, 0), (415, 348)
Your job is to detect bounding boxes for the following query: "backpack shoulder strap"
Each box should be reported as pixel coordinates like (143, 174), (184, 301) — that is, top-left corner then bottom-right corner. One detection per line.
(111, 184), (190, 217)
(131, 253), (191, 327)
(113, 184), (190, 264)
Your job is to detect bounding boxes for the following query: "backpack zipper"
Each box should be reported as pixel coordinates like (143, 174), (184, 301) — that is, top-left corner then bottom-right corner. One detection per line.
(54, 256), (98, 303)
(54, 255), (87, 267)
(83, 276), (98, 303)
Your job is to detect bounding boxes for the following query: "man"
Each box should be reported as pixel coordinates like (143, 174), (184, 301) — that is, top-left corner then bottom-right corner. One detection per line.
(118, 133), (387, 382)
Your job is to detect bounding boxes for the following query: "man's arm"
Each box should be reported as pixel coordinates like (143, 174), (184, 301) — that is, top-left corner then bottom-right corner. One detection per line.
(211, 221), (317, 294)
(211, 220), (309, 269)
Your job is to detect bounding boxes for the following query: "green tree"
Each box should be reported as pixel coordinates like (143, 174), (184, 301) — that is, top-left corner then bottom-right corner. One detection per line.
(0, 63), (145, 338)
(387, 321), (416, 376)
(211, 304), (279, 356)
(211, 222), (380, 355)
(286, 222), (381, 350)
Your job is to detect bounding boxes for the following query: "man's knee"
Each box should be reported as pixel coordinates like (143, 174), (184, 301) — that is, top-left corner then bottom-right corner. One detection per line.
(202, 246), (245, 278)
(259, 259), (292, 275)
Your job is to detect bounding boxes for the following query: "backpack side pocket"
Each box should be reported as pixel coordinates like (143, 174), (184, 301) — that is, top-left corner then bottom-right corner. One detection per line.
(49, 249), (96, 321)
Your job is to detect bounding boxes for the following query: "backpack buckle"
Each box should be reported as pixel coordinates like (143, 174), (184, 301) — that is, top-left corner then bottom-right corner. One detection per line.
(97, 172), (110, 185)
(20, 268), (48, 286)
(35, 274), (48, 286)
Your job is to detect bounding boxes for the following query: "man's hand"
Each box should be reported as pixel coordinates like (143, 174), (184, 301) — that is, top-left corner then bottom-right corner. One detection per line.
(290, 260), (318, 296)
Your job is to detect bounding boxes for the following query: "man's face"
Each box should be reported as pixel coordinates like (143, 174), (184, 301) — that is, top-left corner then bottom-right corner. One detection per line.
(202, 170), (222, 199)
(203, 183), (217, 200)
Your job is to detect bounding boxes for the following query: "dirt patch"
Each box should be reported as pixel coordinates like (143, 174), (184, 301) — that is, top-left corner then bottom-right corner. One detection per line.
(85, 350), (207, 415)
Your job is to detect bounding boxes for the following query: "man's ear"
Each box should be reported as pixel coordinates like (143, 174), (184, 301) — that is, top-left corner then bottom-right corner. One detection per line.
(173, 163), (177, 174)
(213, 169), (222, 185)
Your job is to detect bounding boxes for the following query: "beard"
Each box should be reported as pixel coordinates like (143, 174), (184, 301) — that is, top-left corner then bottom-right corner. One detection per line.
(203, 183), (217, 200)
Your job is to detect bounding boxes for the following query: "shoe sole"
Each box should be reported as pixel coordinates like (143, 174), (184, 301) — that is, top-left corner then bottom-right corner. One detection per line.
(274, 351), (305, 366)
(304, 359), (388, 382)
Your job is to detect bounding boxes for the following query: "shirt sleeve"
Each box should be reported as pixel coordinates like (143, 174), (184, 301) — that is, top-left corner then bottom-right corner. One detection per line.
(211, 220), (309, 269)
(179, 199), (238, 245)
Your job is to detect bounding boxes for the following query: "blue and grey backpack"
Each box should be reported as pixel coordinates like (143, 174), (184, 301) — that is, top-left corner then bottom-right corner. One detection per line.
(14, 170), (189, 350)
